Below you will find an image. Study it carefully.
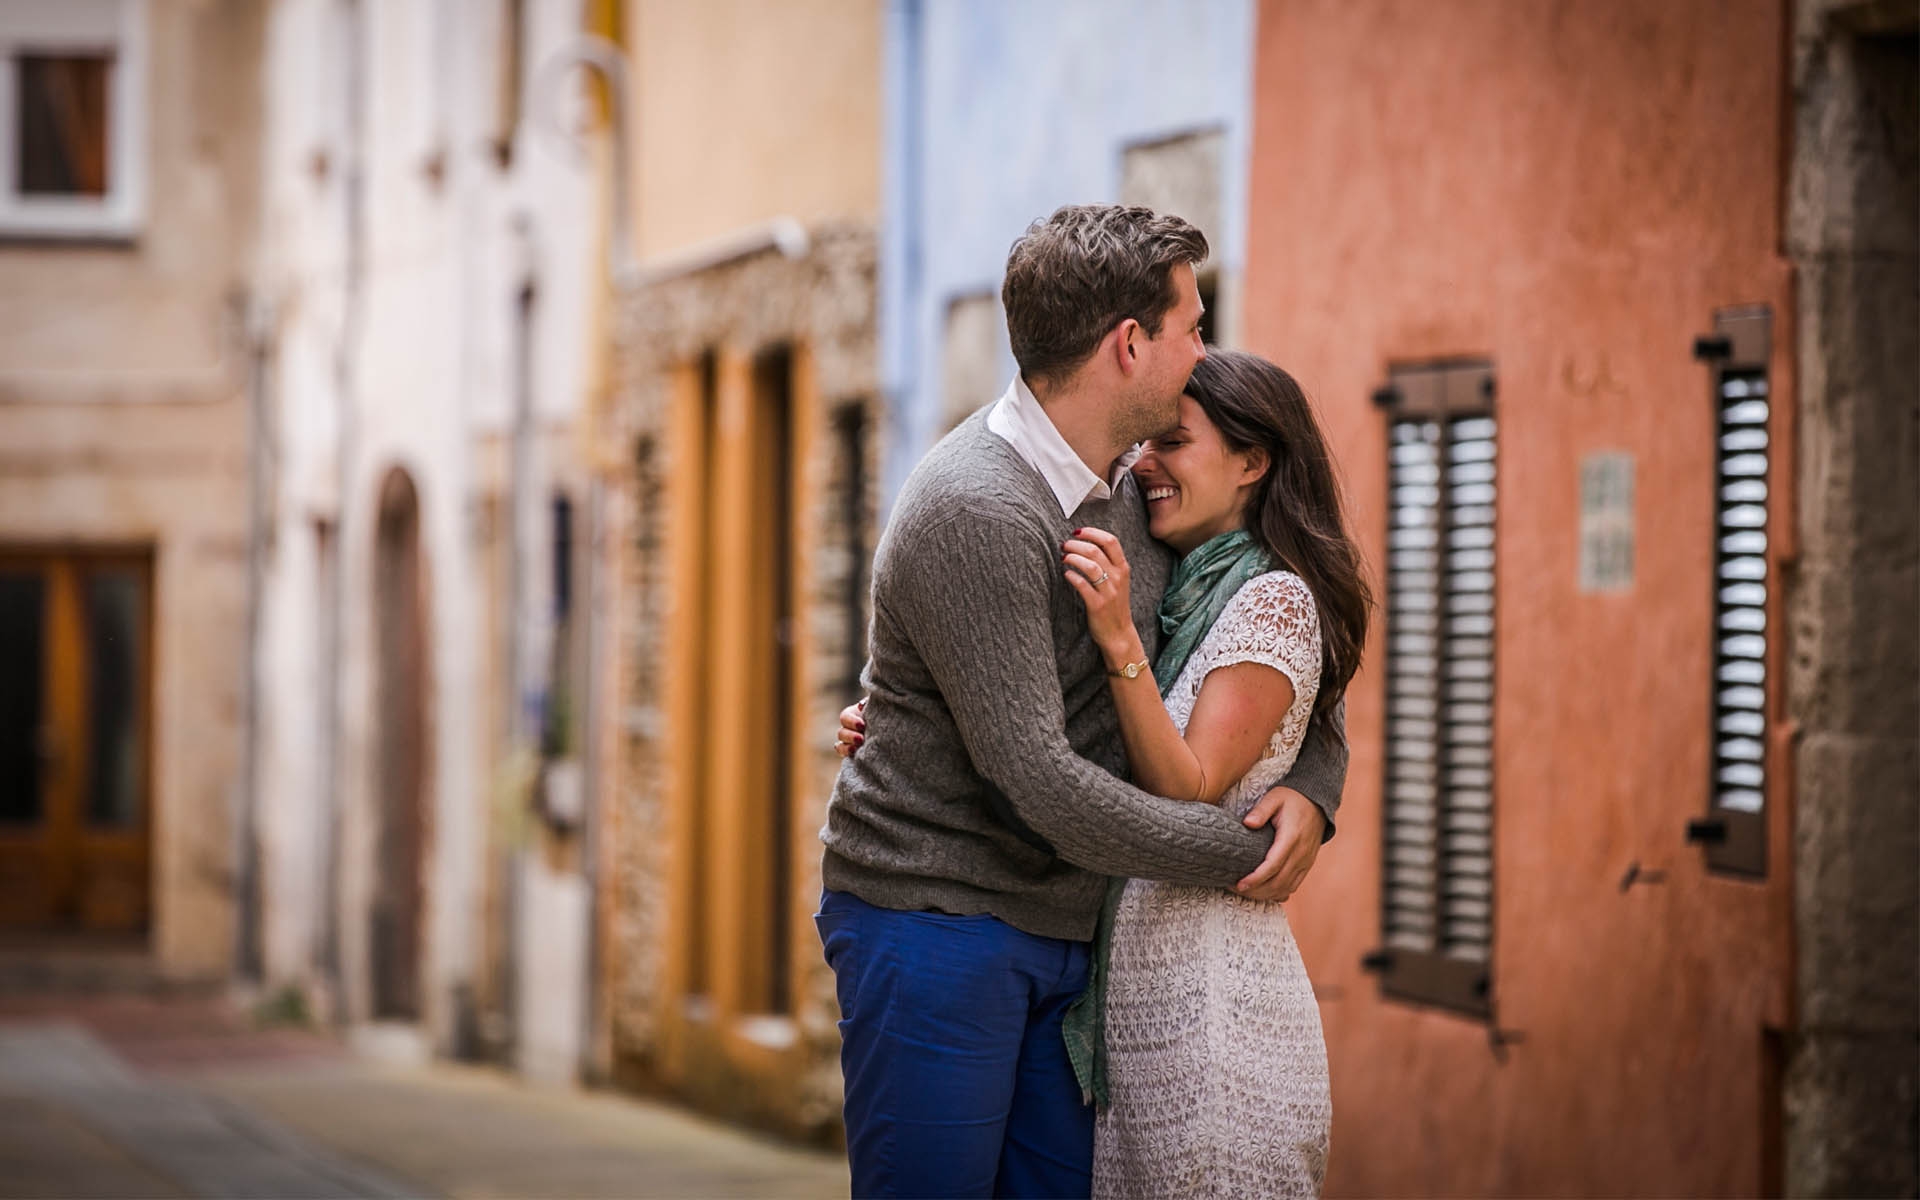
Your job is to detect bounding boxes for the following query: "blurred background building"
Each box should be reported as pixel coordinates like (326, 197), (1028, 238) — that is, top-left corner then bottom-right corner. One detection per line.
(597, 0), (882, 1140)
(0, 0), (262, 976)
(1245, 5), (1915, 1194)
(882, 0), (1260, 486)
(246, 0), (605, 1085)
(0, 0), (1912, 1196)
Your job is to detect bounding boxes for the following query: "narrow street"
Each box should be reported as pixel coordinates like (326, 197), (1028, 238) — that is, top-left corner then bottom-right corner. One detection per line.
(0, 984), (847, 1199)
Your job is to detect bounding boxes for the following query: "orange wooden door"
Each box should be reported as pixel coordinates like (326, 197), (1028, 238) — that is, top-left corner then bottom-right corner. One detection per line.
(0, 552), (151, 934)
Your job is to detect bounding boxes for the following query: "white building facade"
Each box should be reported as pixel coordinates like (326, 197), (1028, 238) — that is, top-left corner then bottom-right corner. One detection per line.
(250, 0), (607, 1078)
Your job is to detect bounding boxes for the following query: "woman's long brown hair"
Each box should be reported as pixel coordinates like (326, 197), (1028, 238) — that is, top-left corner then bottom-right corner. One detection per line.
(1182, 349), (1372, 725)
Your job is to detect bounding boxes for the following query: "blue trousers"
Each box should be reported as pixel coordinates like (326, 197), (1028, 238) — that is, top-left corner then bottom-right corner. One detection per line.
(816, 889), (1095, 1199)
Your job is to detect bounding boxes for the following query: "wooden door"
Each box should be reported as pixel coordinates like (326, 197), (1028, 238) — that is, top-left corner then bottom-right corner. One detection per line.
(0, 552), (151, 934)
(371, 473), (425, 1018)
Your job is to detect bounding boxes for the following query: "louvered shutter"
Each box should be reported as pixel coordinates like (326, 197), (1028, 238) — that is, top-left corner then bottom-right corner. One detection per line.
(1373, 363), (1496, 1016)
(1383, 420), (1442, 950)
(1442, 416), (1496, 959)
(1693, 307), (1773, 875)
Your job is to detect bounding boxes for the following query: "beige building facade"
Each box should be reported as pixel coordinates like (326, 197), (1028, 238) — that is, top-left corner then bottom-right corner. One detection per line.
(0, 0), (265, 979)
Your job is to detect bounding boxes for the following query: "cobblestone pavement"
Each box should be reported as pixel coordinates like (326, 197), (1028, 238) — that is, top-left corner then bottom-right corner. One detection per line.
(0, 995), (848, 1199)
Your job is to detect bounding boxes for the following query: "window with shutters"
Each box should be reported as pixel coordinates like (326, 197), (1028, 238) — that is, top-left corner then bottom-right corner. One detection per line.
(1120, 128), (1231, 346)
(1688, 306), (1773, 877)
(1368, 360), (1497, 1018)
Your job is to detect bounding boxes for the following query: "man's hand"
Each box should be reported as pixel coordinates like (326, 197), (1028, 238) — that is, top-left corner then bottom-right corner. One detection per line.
(1234, 788), (1324, 901)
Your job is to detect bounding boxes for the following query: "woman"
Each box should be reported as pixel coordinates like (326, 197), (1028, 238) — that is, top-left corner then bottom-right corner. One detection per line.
(838, 349), (1369, 1197)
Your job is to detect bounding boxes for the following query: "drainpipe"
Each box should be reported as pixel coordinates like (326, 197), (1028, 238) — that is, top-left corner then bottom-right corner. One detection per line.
(534, 32), (635, 1082)
(507, 247), (538, 757)
(496, 223), (539, 1059)
(534, 36), (638, 286)
(235, 292), (275, 986)
(316, 0), (367, 1020)
(578, 473), (605, 1078)
(880, 0), (925, 512)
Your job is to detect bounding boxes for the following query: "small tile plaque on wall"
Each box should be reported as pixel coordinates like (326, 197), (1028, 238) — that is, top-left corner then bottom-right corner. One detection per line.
(1579, 451), (1636, 592)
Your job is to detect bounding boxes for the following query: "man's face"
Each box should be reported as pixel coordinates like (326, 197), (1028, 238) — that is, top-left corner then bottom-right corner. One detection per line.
(1114, 262), (1207, 444)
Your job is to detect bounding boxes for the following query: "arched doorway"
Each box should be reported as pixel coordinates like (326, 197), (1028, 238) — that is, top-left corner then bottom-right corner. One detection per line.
(370, 468), (428, 1020)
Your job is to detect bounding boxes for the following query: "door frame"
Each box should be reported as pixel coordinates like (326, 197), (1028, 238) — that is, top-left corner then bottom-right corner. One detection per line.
(0, 546), (154, 935)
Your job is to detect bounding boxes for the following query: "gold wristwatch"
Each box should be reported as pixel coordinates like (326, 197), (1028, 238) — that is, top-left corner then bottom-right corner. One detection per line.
(1107, 658), (1151, 679)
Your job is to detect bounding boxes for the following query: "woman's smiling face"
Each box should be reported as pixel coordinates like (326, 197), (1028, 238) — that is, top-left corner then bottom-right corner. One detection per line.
(1132, 393), (1268, 556)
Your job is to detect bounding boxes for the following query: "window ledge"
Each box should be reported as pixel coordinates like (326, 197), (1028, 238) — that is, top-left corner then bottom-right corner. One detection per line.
(1370, 946), (1492, 1021)
(0, 227), (139, 249)
(0, 204), (142, 245)
(733, 1014), (798, 1051)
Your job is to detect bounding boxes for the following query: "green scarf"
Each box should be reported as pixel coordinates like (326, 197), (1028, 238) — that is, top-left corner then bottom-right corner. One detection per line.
(1153, 530), (1277, 694)
(1063, 530), (1274, 1106)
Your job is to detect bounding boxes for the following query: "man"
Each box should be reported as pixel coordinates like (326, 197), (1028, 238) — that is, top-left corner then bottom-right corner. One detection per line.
(817, 205), (1346, 1198)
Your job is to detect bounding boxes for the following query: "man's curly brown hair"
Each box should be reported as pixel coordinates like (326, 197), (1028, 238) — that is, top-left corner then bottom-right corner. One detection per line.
(1000, 204), (1209, 386)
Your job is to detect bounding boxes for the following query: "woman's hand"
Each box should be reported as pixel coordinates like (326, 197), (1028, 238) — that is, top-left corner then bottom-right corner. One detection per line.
(834, 698), (866, 758)
(1062, 527), (1143, 666)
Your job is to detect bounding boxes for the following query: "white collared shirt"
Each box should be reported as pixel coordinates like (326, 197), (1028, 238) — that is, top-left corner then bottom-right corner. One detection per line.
(986, 376), (1140, 516)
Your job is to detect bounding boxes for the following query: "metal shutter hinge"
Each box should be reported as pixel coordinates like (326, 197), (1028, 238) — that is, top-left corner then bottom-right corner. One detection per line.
(1692, 335), (1733, 361)
(1685, 817), (1729, 844)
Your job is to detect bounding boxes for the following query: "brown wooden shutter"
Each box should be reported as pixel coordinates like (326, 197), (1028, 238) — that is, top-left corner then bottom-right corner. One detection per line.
(1689, 307), (1773, 877)
(1369, 362), (1496, 1017)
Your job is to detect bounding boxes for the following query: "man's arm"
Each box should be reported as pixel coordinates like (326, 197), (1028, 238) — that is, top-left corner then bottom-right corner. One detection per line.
(892, 509), (1273, 886)
(1233, 700), (1349, 900)
(1278, 700), (1348, 841)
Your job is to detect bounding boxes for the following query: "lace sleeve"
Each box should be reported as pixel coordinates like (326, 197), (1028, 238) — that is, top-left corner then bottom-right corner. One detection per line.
(1200, 571), (1323, 706)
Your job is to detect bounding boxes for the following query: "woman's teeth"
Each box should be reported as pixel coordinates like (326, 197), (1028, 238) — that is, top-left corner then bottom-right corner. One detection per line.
(1146, 486), (1177, 502)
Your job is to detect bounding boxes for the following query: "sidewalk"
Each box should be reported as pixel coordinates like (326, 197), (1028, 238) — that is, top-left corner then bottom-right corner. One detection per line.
(192, 1057), (850, 1199)
(0, 995), (848, 1199)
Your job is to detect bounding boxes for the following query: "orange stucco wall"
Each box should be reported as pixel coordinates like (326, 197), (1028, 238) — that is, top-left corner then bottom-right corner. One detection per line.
(1244, 1), (1796, 1194)
(624, 0), (881, 262)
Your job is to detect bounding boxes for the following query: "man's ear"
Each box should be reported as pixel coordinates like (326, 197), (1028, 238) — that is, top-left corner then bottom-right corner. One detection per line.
(1113, 318), (1143, 375)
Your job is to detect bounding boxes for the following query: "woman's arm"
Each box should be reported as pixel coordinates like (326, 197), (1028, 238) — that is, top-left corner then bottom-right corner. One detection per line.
(1064, 528), (1294, 805)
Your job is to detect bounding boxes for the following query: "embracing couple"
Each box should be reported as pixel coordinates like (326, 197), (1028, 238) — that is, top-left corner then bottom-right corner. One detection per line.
(817, 204), (1371, 1199)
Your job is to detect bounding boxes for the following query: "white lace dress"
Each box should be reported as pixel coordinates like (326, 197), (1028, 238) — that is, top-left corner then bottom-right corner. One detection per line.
(1093, 570), (1330, 1199)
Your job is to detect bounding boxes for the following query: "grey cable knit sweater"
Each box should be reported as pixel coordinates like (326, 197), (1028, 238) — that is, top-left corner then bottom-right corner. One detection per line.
(819, 409), (1347, 942)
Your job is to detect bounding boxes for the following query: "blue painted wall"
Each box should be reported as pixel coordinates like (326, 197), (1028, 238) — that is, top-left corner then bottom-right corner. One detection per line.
(879, 0), (1257, 504)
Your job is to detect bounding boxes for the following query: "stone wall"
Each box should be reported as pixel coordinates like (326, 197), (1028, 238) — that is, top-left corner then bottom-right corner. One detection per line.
(1783, 2), (1920, 1194)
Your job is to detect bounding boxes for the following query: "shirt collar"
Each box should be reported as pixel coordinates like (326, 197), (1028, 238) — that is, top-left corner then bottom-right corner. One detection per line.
(986, 376), (1138, 516)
